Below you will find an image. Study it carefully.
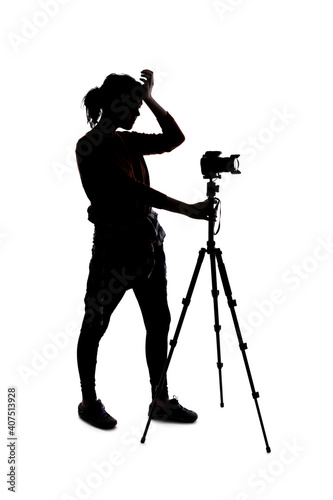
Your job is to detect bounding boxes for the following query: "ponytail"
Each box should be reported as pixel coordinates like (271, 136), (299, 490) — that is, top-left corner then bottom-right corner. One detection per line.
(82, 87), (102, 128)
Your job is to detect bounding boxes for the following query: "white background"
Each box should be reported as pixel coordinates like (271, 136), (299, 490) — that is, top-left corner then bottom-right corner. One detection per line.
(1, 0), (333, 499)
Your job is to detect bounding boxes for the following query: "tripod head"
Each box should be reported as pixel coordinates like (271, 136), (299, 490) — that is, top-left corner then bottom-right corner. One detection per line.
(206, 179), (221, 249)
(206, 177), (220, 199)
(206, 178), (220, 227)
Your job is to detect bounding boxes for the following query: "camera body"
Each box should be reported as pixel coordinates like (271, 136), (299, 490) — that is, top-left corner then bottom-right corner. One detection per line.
(200, 151), (240, 179)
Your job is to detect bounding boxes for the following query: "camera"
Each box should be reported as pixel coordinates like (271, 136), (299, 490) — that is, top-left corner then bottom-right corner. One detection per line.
(200, 151), (240, 179)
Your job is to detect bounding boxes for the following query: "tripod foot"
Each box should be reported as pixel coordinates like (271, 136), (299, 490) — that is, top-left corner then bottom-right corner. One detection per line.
(266, 446), (271, 453)
(141, 437), (146, 444)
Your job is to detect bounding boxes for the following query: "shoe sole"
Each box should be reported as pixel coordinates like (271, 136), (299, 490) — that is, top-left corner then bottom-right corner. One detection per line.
(151, 416), (198, 423)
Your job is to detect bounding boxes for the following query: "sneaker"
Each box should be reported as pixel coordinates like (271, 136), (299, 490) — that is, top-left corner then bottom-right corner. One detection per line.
(149, 396), (198, 423)
(78, 399), (117, 429)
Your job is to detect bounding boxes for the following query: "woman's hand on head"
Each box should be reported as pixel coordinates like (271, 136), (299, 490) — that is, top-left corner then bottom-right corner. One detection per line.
(140, 69), (154, 101)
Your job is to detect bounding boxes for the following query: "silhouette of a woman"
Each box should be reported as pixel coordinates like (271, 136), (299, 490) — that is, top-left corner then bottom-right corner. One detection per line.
(76, 69), (209, 429)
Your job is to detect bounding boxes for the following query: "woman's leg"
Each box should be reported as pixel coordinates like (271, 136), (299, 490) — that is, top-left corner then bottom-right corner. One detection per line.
(77, 237), (129, 402)
(132, 245), (171, 401)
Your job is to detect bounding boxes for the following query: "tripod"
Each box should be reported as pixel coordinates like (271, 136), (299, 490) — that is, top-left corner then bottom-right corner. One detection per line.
(141, 176), (271, 453)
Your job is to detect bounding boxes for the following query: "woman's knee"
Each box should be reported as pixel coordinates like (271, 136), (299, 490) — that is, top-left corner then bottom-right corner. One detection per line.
(78, 323), (107, 347)
(146, 305), (171, 335)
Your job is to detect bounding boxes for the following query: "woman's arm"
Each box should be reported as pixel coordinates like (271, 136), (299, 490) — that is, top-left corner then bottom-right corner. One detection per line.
(162, 196), (212, 220)
(140, 69), (211, 221)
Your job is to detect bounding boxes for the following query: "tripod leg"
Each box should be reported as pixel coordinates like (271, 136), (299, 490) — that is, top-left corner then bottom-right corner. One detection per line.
(215, 248), (271, 453)
(209, 251), (224, 407)
(141, 248), (206, 444)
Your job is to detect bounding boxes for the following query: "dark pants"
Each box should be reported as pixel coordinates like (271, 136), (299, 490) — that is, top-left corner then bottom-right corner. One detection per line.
(77, 227), (170, 401)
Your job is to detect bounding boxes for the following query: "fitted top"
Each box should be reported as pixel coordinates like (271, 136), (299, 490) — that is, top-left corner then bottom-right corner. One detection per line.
(75, 112), (185, 226)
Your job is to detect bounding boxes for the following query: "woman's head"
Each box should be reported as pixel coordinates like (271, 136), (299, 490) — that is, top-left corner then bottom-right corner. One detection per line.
(82, 73), (145, 129)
